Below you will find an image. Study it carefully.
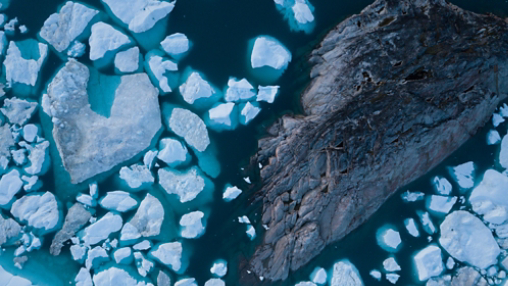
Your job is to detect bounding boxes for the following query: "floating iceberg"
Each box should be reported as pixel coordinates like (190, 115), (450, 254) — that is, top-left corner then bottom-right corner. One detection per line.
(22, 141), (50, 176)
(330, 260), (363, 286)
(431, 176), (452, 196)
(39, 1), (99, 53)
(158, 167), (213, 203)
(273, 0), (315, 33)
(210, 259), (227, 277)
(310, 267), (327, 285)
(487, 130), (501, 145)
(500, 135), (508, 169)
(161, 33), (191, 59)
(239, 102), (261, 125)
(417, 211), (436, 235)
(175, 278), (197, 286)
(22, 124), (39, 143)
(425, 195), (457, 215)
(11, 191), (61, 235)
(204, 279), (225, 286)
(0, 169), (23, 208)
(86, 246), (110, 269)
(118, 164), (154, 191)
(93, 266), (151, 286)
(0, 265), (32, 286)
(149, 242), (183, 272)
(385, 273), (399, 284)
(99, 191), (138, 212)
(179, 71), (220, 108)
(448, 161), (475, 190)
(89, 22), (132, 62)
(469, 169), (508, 224)
(145, 51), (178, 94)
(224, 78), (256, 102)
(376, 226), (401, 252)
(81, 212), (123, 245)
(250, 36), (291, 70)
(222, 185), (242, 202)
(75, 268), (92, 286)
(133, 240), (151, 251)
(413, 245), (444, 281)
(0, 212), (21, 246)
(369, 270), (381, 281)
(125, 193), (164, 238)
(404, 218), (420, 237)
(114, 46), (141, 73)
(165, 106), (210, 152)
(4, 40), (47, 93)
(400, 190), (424, 202)
(257, 85), (280, 103)
(157, 138), (191, 167)
(134, 252), (154, 277)
(180, 211), (205, 239)
(205, 103), (238, 131)
(439, 210), (500, 269)
(383, 257), (401, 272)
(70, 244), (87, 262)
(114, 247), (133, 264)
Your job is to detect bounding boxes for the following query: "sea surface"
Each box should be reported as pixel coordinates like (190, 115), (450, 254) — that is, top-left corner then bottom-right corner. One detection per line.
(0, 0), (508, 285)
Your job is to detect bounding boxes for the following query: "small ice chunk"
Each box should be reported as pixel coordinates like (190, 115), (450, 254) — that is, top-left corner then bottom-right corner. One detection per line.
(211, 259), (227, 277)
(180, 211), (205, 239)
(157, 138), (190, 167)
(223, 185), (242, 202)
(257, 85), (279, 103)
(21, 175), (41, 192)
(114, 247), (132, 264)
(446, 257), (455, 270)
(167, 107), (210, 152)
(133, 240), (151, 251)
(330, 260), (363, 286)
(385, 273), (399, 284)
(426, 195), (457, 215)
(448, 162), (475, 190)
(251, 36), (291, 70)
(93, 266), (148, 286)
(493, 113), (505, 127)
(369, 270), (382, 281)
(11, 149), (26, 166)
(401, 190), (425, 202)
(99, 191), (138, 212)
(76, 193), (96, 207)
(125, 193), (164, 238)
(439, 210), (500, 269)
(432, 176), (452, 196)
(383, 257), (401, 272)
(206, 102), (238, 131)
(239, 102), (261, 125)
(246, 225), (256, 240)
(147, 54), (177, 93)
(159, 167), (210, 203)
(89, 22), (131, 61)
(238, 215), (251, 224)
(11, 191), (61, 234)
(4, 17), (17, 32)
(161, 33), (190, 57)
(114, 46), (140, 73)
(70, 244), (87, 262)
(22, 124), (39, 143)
(143, 150), (158, 170)
(376, 226), (401, 252)
(119, 164), (154, 191)
(310, 267), (327, 285)
(86, 246), (109, 270)
(225, 78), (256, 102)
(469, 169), (508, 224)
(19, 25), (27, 33)
(134, 252), (154, 277)
(487, 130), (501, 145)
(4, 40), (48, 87)
(81, 212), (123, 245)
(175, 278), (197, 286)
(404, 218), (420, 237)
(1, 97), (37, 126)
(417, 211), (436, 234)
(23, 141), (50, 176)
(75, 268), (92, 286)
(67, 41), (86, 58)
(149, 242), (183, 272)
(413, 245), (444, 281)
(39, 2), (99, 52)
(294, 283), (316, 286)
(179, 71), (218, 106)
(204, 279), (225, 286)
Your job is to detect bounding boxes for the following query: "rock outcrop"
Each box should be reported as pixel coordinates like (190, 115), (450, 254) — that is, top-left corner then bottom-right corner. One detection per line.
(250, 0), (508, 281)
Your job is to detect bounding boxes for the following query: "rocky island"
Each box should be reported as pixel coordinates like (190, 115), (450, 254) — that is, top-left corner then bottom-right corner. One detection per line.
(250, 0), (508, 282)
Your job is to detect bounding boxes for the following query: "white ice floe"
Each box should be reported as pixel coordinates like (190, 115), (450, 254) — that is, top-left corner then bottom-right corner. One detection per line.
(376, 226), (401, 252)
(99, 191), (138, 212)
(238, 215), (251, 224)
(167, 107), (210, 152)
(204, 279), (225, 286)
(488, 130), (501, 145)
(11, 191), (61, 234)
(294, 282), (316, 286)
(401, 190), (425, 202)
(257, 85), (280, 103)
(493, 113), (505, 127)
(161, 33), (190, 58)
(417, 211), (436, 234)
(102, 0), (175, 33)
(211, 259), (228, 277)
(89, 22), (131, 61)
(369, 270), (382, 281)
(469, 169), (508, 224)
(292, 0), (315, 24)
(246, 225), (256, 240)
(114, 247), (133, 264)
(11, 149), (26, 166)
(93, 266), (151, 286)
(404, 218), (420, 237)
(180, 211), (205, 239)
(223, 185), (242, 202)
(21, 175), (41, 192)
(75, 268), (92, 286)
(426, 195), (457, 215)
(147, 54), (177, 93)
(0, 169), (23, 207)
(143, 150), (158, 170)
(134, 252), (154, 277)
(448, 161), (475, 189)
(39, 1), (99, 52)
(239, 102), (261, 125)
(251, 36), (291, 70)
(70, 244), (87, 262)
(120, 221), (141, 242)
(3, 17), (17, 33)
(0, 98), (37, 126)
(446, 257), (455, 270)
(413, 245), (444, 281)
(432, 176), (452, 196)
(179, 71), (218, 107)
(22, 141), (50, 176)
(157, 138), (190, 167)
(4, 40), (48, 87)
(500, 135), (508, 169)
(0, 267), (31, 286)
(133, 240), (151, 251)
(119, 164), (154, 191)
(383, 257), (401, 272)
(81, 212), (123, 245)
(159, 166), (210, 203)
(385, 273), (399, 284)
(310, 267), (327, 285)
(19, 25), (27, 33)
(439, 210), (500, 269)
(86, 246), (109, 270)
(225, 78), (256, 102)
(206, 102), (238, 131)
(76, 193), (96, 207)
(125, 193), (164, 238)
(175, 278), (197, 286)
(67, 41), (86, 58)
(114, 46), (140, 73)
(150, 242), (183, 272)
(22, 124), (39, 143)
(330, 260), (363, 286)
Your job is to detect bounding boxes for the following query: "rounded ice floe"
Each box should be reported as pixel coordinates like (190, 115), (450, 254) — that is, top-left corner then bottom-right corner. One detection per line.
(159, 166), (213, 203)
(119, 164), (154, 191)
(487, 130), (501, 145)
(166, 107), (210, 152)
(376, 226), (401, 253)
(292, 0), (315, 25)
(425, 195), (457, 215)
(22, 124), (39, 143)
(385, 273), (399, 284)
(11, 191), (61, 235)
(469, 169), (508, 224)
(180, 211), (205, 239)
(210, 259), (227, 277)
(89, 22), (131, 61)
(99, 191), (139, 212)
(330, 260), (363, 286)
(93, 266), (150, 286)
(239, 102), (261, 125)
(114, 47), (141, 73)
(404, 218), (420, 237)
(432, 176), (452, 196)
(70, 244), (87, 262)
(204, 278), (225, 286)
(250, 36), (291, 70)
(439, 210), (500, 269)
(413, 244), (444, 281)
(161, 33), (190, 58)
(222, 185), (242, 202)
(114, 247), (133, 264)
(157, 138), (191, 167)
(0, 169), (23, 208)
(205, 103), (238, 131)
(447, 161), (475, 190)
(257, 85), (280, 103)
(39, 1), (99, 53)
(0, 97), (38, 126)
(369, 270), (382, 281)
(310, 267), (327, 285)
(145, 51), (178, 94)
(383, 257), (401, 272)
(4, 40), (48, 91)
(81, 212), (123, 245)
(224, 78), (256, 102)
(133, 240), (151, 251)
(149, 242), (183, 272)
(125, 193), (164, 238)
(179, 71), (219, 108)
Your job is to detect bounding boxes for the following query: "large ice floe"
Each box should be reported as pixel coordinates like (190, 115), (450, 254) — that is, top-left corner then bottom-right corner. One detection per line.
(250, 36), (291, 70)
(114, 46), (141, 73)
(149, 242), (183, 273)
(204, 102), (238, 131)
(93, 266), (152, 286)
(157, 138), (190, 167)
(330, 260), (363, 286)
(161, 33), (191, 59)
(10, 192), (61, 235)
(469, 169), (508, 224)
(122, 193), (164, 239)
(89, 21), (132, 65)
(164, 106), (210, 152)
(413, 244), (444, 281)
(80, 212), (123, 245)
(158, 166), (213, 203)
(45, 59), (161, 184)
(179, 71), (220, 108)
(179, 211), (205, 239)
(0, 265), (32, 286)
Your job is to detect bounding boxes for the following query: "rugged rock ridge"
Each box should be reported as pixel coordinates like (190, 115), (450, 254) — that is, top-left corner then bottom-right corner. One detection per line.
(250, 0), (508, 281)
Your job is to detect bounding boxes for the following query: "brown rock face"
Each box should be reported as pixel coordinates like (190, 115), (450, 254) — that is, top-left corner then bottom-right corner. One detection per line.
(250, 0), (508, 281)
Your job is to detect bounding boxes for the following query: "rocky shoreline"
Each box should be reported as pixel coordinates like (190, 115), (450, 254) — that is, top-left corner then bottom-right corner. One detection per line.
(249, 0), (508, 282)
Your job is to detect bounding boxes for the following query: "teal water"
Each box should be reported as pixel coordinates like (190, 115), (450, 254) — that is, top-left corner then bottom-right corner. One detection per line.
(0, 0), (508, 285)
